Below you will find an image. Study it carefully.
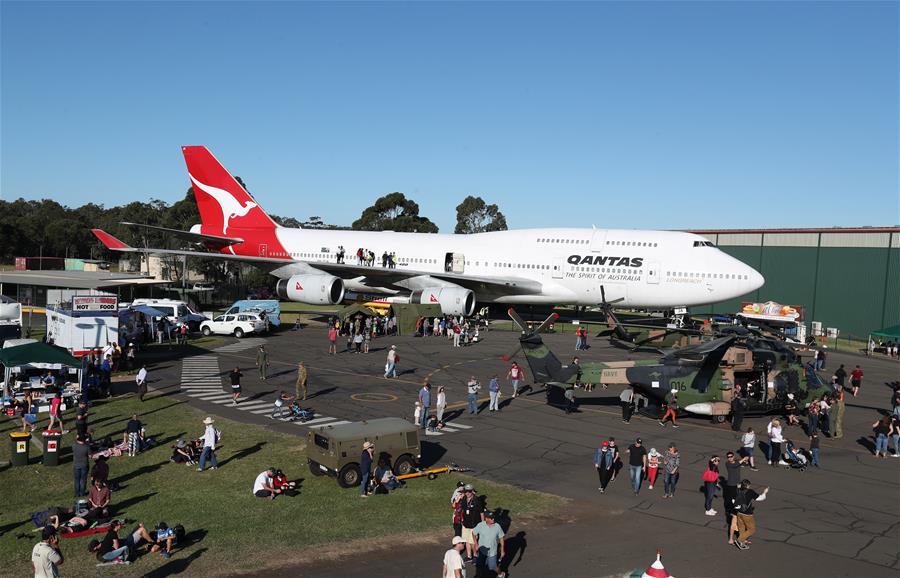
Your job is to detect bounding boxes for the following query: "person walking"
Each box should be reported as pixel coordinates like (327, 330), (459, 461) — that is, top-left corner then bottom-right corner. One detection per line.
(620, 387), (635, 423)
(359, 441), (375, 497)
(72, 435), (90, 498)
(723, 451), (748, 518)
(74, 400), (89, 440)
(873, 416), (891, 458)
(327, 325), (338, 355)
(627, 437), (648, 495)
(850, 365), (864, 397)
(270, 391), (292, 419)
(662, 443), (680, 498)
(453, 324), (462, 348)
(32, 525), (64, 578)
(135, 365), (148, 402)
(229, 367), (243, 406)
(296, 362), (308, 401)
(384, 345), (398, 379)
(507, 362), (523, 398)
(442, 536), (466, 578)
(436, 386), (447, 423)
(647, 447), (661, 490)
(834, 364), (847, 391)
(47, 392), (64, 432)
(809, 432), (821, 467)
(467, 377), (480, 414)
(832, 387), (845, 439)
(766, 418), (783, 465)
(732, 480), (770, 550)
(198, 417), (218, 471)
(488, 375), (501, 412)
(460, 484), (483, 563)
(740, 427), (758, 470)
(256, 345), (269, 381)
(730, 395), (746, 432)
(594, 440), (615, 493)
(126, 414), (142, 457)
(472, 511), (506, 578)
(418, 383), (431, 429)
(658, 389), (679, 428)
(702, 455), (720, 516)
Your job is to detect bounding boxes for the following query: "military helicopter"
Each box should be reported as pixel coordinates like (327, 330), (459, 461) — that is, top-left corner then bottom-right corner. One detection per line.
(505, 308), (826, 422)
(597, 303), (708, 353)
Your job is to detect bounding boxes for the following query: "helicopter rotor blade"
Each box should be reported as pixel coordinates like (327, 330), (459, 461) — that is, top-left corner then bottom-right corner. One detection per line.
(533, 312), (559, 335)
(507, 308), (528, 333)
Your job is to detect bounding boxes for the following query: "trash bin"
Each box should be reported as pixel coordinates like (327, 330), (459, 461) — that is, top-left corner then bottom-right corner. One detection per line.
(42, 430), (63, 466)
(9, 431), (31, 466)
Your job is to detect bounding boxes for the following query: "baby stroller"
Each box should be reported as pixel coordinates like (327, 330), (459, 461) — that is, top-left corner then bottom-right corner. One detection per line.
(288, 400), (314, 423)
(781, 440), (808, 471)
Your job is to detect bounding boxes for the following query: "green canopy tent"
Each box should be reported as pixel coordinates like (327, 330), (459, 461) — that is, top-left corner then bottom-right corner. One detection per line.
(870, 325), (900, 341)
(0, 342), (82, 397)
(392, 303), (442, 336)
(338, 303), (378, 321)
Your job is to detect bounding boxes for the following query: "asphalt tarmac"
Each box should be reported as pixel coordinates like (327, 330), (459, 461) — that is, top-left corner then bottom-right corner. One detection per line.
(152, 326), (900, 577)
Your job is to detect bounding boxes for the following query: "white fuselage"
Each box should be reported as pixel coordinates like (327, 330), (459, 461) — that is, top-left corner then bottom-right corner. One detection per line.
(254, 227), (764, 309)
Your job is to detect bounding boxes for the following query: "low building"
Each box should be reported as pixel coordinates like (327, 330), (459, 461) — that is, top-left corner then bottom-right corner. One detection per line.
(689, 227), (900, 338)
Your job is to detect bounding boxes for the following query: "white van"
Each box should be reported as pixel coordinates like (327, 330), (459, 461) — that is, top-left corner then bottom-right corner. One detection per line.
(129, 299), (207, 331)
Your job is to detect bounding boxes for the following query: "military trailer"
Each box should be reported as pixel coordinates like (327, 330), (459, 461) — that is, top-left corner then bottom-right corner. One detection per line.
(307, 417), (420, 488)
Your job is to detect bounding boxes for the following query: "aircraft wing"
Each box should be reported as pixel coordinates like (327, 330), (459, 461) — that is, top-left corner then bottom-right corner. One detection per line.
(91, 229), (543, 295)
(308, 262), (542, 295)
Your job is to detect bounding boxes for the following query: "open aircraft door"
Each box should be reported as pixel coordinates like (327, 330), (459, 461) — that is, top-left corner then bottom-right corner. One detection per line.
(590, 229), (607, 252)
(645, 261), (660, 284)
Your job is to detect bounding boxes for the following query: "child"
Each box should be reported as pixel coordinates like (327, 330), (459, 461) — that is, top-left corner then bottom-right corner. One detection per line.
(413, 401), (421, 425)
(809, 432), (820, 467)
(647, 448), (661, 489)
(426, 414), (438, 432)
(270, 391), (293, 420)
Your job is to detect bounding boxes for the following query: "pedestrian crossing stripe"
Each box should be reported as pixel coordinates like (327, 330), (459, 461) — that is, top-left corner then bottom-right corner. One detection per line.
(187, 392), (230, 399)
(249, 407), (276, 414)
(445, 422), (472, 429)
(425, 431), (444, 436)
(233, 401), (271, 410)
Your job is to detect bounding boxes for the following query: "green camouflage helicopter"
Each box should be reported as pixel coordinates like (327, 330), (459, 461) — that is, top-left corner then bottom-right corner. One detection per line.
(506, 308), (826, 422)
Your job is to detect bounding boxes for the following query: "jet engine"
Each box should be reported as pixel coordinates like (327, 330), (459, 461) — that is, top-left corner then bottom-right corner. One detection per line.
(411, 287), (476, 317)
(276, 274), (345, 305)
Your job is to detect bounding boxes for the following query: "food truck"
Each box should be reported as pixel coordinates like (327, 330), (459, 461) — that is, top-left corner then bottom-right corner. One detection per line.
(45, 296), (119, 356)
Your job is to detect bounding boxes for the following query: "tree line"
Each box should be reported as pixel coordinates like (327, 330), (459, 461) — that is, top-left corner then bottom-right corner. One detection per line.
(0, 183), (507, 275)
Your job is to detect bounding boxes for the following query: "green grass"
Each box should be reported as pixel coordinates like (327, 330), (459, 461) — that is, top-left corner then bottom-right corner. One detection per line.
(0, 393), (564, 577)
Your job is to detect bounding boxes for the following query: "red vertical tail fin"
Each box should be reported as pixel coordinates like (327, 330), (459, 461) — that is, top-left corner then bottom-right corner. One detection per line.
(181, 146), (278, 236)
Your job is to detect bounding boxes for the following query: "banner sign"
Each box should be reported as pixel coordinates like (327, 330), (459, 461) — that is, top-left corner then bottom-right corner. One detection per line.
(740, 301), (802, 321)
(72, 296), (118, 312)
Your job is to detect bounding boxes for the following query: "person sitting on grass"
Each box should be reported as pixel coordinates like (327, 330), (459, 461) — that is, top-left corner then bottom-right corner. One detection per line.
(88, 519), (131, 564)
(88, 478), (111, 521)
(374, 457), (402, 492)
(272, 469), (299, 496)
(252, 468), (281, 500)
(170, 440), (196, 465)
(151, 522), (176, 559)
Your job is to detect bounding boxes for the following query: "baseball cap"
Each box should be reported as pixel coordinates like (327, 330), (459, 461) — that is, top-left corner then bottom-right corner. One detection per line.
(601, 441), (609, 447)
(464, 484), (474, 491)
(636, 438), (642, 443)
(452, 536), (465, 545)
(484, 511), (495, 519)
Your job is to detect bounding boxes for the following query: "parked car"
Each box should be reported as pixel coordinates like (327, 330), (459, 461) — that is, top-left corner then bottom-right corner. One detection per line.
(192, 283), (215, 292)
(200, 312), (267, 338)
(307, 417), (420, 488)
(129, 298), (207, 332)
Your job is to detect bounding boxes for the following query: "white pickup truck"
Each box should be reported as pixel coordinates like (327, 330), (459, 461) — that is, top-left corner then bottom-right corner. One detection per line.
(200, 312), (267, 338)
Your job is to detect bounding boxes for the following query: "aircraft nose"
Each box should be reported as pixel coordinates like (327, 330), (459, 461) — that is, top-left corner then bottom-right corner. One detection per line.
(749, 268), (765, 291)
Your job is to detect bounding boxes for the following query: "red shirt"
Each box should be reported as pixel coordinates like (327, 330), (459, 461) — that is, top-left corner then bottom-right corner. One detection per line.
(50, 397), (61, 416)
(850, 369), (864, 381)
(328, 328), (337, 341)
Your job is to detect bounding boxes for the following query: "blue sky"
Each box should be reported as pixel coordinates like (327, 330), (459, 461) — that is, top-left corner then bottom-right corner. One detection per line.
(2, 1), (897, 231)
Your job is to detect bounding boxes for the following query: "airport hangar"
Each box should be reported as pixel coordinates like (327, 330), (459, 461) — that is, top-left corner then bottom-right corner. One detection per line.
(689, 227), (900, 339)
(0, 270), (171, 306)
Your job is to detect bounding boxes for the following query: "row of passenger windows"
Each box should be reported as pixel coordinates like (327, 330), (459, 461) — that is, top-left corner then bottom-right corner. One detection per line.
(536, 238), (659, 248)
(667, 271), (749, 280)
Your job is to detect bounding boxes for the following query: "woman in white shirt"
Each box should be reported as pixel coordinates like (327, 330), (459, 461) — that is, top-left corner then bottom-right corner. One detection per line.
(766, 419), (783, 466)
(740, 427), (758, 470)
(436, 386), (447, 422)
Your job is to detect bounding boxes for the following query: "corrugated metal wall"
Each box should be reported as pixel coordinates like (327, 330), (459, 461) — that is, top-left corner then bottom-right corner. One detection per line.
(704, 231), (899, 337)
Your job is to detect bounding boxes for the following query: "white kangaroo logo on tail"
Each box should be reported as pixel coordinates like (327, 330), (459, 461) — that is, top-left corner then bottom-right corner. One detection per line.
(189, 174), (258, 235)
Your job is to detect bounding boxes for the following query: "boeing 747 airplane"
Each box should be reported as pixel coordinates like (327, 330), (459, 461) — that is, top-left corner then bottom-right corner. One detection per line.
(92, 146), (764, 316)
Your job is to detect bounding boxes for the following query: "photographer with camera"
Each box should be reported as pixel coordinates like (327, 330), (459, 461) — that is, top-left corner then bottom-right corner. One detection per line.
(467, 376), (481, 415)
(32, 526), (64, 578)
